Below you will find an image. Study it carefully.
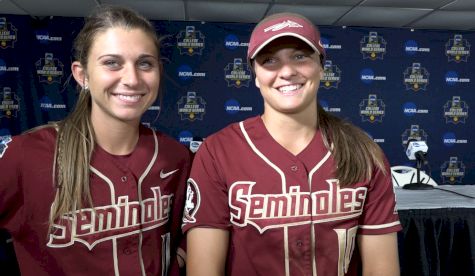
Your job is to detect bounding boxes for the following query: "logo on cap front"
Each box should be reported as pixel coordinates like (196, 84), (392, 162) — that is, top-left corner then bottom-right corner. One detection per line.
(264, 20), (303, 32)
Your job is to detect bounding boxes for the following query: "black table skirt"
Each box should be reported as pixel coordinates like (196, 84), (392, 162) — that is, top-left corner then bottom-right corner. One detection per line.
(398, 208), (475, 276)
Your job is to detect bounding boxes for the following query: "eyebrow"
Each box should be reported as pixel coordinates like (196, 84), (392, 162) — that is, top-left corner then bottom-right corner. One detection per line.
(97, 53), (159, 60)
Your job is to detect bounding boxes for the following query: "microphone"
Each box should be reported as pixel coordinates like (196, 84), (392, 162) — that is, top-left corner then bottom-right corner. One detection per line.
(403, 139), (433, 190)
(189, 137), (203, 153)
(406, 139), (428, 162)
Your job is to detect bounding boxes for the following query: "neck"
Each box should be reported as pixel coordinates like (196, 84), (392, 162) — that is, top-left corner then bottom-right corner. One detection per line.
(261, 107), (318, 155)
(92, 117), (140, 155)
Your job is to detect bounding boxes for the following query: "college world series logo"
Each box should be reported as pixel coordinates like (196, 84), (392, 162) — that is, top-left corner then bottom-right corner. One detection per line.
(359, 94), (385, 123)
(0, 87), (20, 118)
(360, 32), (386, 60)
(176, 26), (205, 56)
(403, 63), (429, 91)
(177, 91), (206, 121)
(320, 60), (341, 89)
(35, 53), (64, 84)
(445, 34), (470, 63)
(443, 96), (469, 124)
(224, 58), (252, 88)
(0, 17), (17, 49)
(440, 157), (465, 184)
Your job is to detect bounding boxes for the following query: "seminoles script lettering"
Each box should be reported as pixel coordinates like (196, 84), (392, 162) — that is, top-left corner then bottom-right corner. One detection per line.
(229, 180), (367, 233)
(48, 187), (173, 250)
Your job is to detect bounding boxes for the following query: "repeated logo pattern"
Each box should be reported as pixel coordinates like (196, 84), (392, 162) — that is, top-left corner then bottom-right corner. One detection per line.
(1, 16), (473, 185)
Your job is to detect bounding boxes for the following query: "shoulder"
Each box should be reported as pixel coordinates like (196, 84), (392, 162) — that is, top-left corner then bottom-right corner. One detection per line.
(150, 128), (192, 163)
(192, 116), (261, 163)
(1, 127), (56, 159)
(204, 116), (260, 146)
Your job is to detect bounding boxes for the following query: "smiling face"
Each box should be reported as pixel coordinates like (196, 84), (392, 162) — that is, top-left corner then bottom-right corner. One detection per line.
(253, 36), (323, 117)
(73, 27), (161, 127)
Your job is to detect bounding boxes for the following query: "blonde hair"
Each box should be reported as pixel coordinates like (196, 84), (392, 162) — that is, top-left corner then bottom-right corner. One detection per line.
(48, 5), (161, 230)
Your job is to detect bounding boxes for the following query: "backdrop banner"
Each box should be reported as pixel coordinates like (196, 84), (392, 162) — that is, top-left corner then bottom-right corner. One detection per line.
(1, 14), (473, 185)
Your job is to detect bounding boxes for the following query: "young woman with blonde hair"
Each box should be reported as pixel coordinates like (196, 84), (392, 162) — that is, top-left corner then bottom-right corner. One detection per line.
(0, 6), (189, 276)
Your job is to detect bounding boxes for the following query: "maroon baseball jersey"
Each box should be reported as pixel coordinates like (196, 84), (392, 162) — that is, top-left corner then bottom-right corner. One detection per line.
(182, 116), (401, 276)
(0, 125), (190, 276)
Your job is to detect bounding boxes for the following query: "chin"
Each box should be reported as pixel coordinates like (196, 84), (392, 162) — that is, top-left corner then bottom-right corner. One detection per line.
(114, 112), (143, 122)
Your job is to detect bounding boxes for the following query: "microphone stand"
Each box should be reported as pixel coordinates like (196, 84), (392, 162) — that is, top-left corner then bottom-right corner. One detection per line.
(403, 157), (434, 190)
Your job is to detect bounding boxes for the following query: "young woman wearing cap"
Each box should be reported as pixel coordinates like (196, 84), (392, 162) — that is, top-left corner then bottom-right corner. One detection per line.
(183, 13), (401, 276)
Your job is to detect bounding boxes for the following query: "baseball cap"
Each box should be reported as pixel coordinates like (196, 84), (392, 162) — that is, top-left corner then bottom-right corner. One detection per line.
(247, 13), (326, 64)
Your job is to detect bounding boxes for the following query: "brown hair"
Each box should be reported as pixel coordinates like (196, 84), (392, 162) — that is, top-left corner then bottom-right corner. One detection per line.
(251, 12), (386, 187)
(48, 5), (161, 229)
(317, 104), (386, 186)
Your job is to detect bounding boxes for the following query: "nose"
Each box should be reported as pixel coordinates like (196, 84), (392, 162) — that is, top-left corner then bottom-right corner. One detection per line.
(121, 63), (139, 87)
(278, 62), (297, 79)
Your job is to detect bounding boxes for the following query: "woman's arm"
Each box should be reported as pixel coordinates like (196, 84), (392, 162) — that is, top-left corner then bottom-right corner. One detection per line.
(187, 227), (229, 276)
(358, 232), (400, 276)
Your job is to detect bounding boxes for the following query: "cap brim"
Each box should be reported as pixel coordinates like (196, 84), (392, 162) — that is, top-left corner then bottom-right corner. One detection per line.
(250, 32), (320, 60)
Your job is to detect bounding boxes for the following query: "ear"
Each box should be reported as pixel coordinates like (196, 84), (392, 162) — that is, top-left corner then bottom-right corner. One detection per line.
(254, 77), (260, 89)
(71, 61), (88, 88)
(319, 66), (324, 79)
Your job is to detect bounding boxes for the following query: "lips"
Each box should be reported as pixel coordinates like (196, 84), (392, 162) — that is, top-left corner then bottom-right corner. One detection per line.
(277, 84), (303, 95)
(116, 93), (143, 103)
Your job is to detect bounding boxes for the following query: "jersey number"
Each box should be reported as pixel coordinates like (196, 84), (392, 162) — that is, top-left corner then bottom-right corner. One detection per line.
(334, 227), (358, 276)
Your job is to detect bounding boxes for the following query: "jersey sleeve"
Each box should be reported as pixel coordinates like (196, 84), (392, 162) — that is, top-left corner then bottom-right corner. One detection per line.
(358, 158), (402, 235)
(0, 135), (25, 234)
(181, 139), (230, 233)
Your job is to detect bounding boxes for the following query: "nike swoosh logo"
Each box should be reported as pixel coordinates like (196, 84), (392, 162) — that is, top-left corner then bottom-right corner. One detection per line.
(160, 169), (179, 179)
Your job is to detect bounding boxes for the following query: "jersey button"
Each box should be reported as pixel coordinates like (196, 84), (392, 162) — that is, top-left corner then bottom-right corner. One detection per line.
(123, 248), (131, 255)
(121, 176), (127, 182)
(296, 240), (303, 247)
(291, 165), (298, 171)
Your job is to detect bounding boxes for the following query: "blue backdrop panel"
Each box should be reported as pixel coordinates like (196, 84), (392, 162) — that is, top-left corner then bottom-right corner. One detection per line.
(0, 14), (473, 186)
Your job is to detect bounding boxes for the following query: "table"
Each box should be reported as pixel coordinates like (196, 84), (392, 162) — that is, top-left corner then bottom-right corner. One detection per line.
(395, 185), (475, 276)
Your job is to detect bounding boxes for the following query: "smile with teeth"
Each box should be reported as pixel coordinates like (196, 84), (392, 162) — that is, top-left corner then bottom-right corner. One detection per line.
(117, 94), (142, 103)
(278, 84), (302, 94)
